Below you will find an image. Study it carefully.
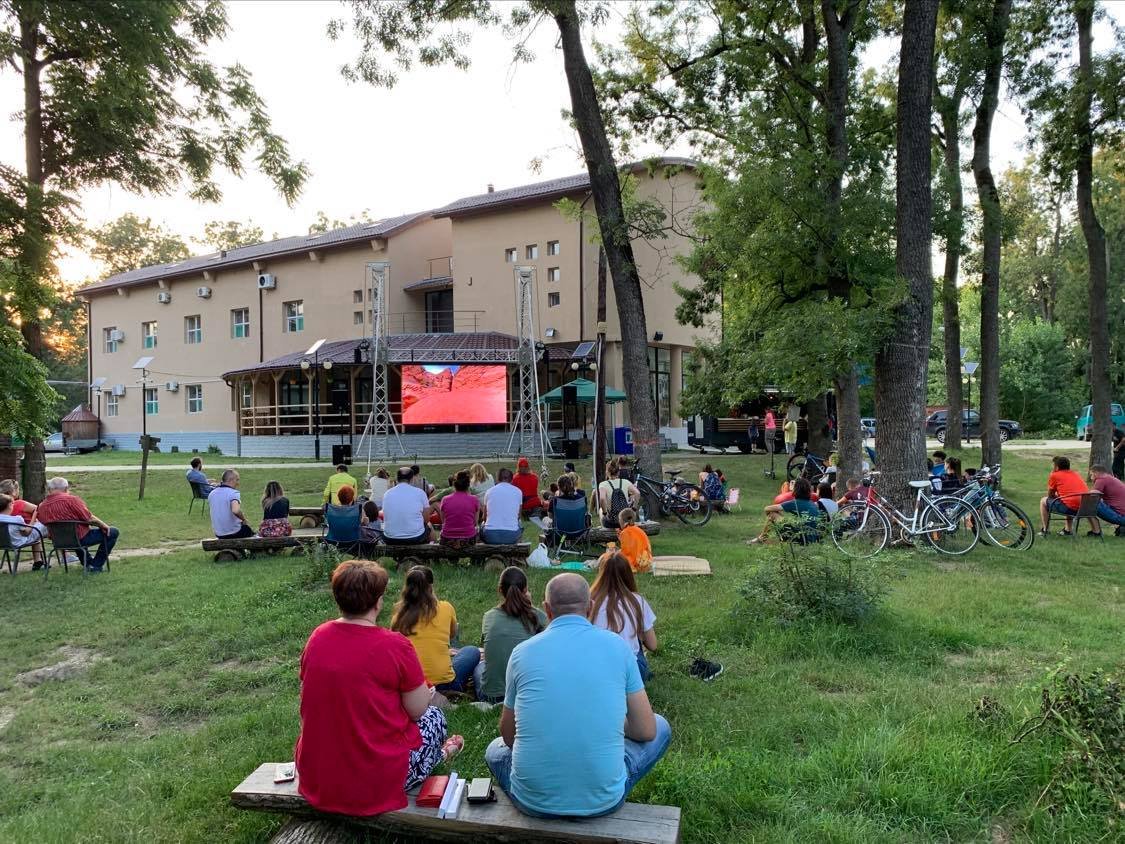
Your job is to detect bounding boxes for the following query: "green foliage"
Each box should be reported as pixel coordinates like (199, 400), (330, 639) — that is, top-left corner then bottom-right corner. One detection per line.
(999, 318), (1083, 430)
(733, 545), (891, 628)
(307, 209), (373, 235)
(88, 213), (190, 276)
(198, 220), (267, 252)
(0, 324), (60, 439)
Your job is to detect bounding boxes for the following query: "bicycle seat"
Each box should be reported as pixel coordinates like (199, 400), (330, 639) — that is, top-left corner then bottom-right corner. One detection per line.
(665, 470), (682, 477)
(908, 480), (932, 489)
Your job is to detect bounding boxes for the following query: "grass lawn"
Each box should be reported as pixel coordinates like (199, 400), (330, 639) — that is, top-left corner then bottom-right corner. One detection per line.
(0, 449), (1120, 842)
(46, 450), (316, 468)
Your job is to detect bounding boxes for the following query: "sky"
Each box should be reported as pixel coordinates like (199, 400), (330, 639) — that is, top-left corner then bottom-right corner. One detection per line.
(0, 1), (1117, 287)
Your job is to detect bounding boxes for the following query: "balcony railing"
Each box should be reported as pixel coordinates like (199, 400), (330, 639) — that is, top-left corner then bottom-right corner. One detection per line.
(386, 310), (486, 334)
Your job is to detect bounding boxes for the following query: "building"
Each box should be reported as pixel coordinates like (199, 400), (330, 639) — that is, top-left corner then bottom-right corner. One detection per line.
(79, 158), (708, 457)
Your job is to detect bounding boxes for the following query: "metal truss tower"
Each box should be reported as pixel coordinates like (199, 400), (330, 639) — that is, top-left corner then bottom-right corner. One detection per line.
(506, 266), (551, 471)
(357, 261), (405, 472)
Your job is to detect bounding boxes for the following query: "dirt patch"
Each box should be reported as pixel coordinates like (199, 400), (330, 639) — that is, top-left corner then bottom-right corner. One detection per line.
(15, 646), (106, 687)
(991, 823), (1011, 844)
(0, 708), (14, 731)
(212, 656), (280, 673)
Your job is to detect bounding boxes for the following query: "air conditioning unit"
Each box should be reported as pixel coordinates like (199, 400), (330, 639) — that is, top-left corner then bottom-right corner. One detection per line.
(157, 291), (172, 304)
(257, 273), (276, 290)
(109, 329), (125, 342)
(196, 286), (212, 299)
(111, 384), (126, 397)
(165, 381), (179, 393)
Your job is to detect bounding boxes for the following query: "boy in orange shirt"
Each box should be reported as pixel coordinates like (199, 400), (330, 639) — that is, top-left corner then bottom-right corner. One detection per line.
(1038, 455), (1097, 536)
(617, 508), (652, 573)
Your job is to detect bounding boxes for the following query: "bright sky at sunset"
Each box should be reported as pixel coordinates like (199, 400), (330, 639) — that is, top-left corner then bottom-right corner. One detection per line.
(0, 1), (1118, 288)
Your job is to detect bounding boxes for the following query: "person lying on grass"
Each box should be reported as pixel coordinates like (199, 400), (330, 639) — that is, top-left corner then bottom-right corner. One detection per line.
(485, 572), (671, 819)
(295, 560), (462, 817)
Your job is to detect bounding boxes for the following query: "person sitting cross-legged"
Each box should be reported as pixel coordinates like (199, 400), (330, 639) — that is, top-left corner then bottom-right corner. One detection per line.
(749, 477), (820, 544)
(208, 469), (255, 539)
(37, 476), (120, 571)
(294, 560), (462, 816)
(1090, 464), (1125, 536)
(485, 572), (671, 819)
(391, 566), (481, 694)
(382, 467), (434, 546)
(473, 566), (547, 705)
(616, 508), (652, 574)
(1038, 455), (1099, 537)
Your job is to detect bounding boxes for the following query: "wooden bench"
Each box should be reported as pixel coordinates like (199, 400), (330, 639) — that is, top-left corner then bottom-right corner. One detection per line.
(586, 520), (661, 544)
(200, 531), (530, 569)
(288, 507), (325, 529)
(232, 763), (682, 844)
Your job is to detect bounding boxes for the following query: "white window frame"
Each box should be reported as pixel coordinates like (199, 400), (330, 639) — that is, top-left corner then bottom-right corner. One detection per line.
(231, 308), (250, 339)
(547, 240), (560, 256)
(103, 327), (118, 354)
(547, 267), (561, 282)
(184, 315), (202, 344)
(284, 300), (304, 333)
(106, 394), (119, 417)
(525, 244), (539, 260)
(240, 381), (253, 409)
(185, 384), (203, 414)
(142, 321), (158, 349)
(144, 387), (159, 416)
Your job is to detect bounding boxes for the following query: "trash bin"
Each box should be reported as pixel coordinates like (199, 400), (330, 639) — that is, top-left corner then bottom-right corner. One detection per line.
(613, 426), (634, 455)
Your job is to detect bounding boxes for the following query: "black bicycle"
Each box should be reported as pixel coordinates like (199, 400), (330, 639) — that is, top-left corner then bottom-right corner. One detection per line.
(629, 463), (713, 527)
(787, 450), (834, 484)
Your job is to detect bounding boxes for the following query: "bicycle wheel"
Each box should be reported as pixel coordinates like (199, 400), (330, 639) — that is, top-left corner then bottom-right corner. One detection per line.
(830, 502), (890, 558)
(786, 454), (807, 480)
(920, 497), (979, 555)
(668, 485), (712, 527)
(978, 498), (1034, 550)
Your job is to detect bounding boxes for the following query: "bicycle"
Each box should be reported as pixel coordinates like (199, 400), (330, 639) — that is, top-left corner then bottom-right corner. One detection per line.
(830, 474), (979, 557)
(629, 463), (713, 527)
(949, 465), (1034, 551)
(787, 450), (835, 483)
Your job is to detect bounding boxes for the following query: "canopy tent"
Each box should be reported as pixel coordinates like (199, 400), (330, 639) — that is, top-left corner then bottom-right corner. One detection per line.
(538, 378), (626, 405)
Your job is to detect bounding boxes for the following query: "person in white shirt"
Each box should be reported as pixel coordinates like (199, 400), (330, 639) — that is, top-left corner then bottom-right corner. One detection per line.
(816, 482), (839, 517)
(597, 460), (640, 529)
(588, 551), (658, 681)
(482, 468), (524, 544)
(367, 467), (390, 507)
(382, 467), (434, 545)
(209, 470), (254, 539)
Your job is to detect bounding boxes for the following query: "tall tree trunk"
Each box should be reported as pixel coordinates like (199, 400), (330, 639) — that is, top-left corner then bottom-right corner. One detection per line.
(874, 0), (939, 510)
(1075, 0), (1113, 468)
(553, 2), (662, 510)
(834, 368), (863, 485)
(1046, 194), (1062, 325)
(593, 247), (608, 490)
(19, 13), (49, 503)
(971, 0), (1011, 470)
(805, 393), (832, 457)
(936, 91), (965, 450)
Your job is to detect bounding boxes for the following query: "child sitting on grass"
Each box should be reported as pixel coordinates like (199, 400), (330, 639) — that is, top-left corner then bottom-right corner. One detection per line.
(617, 508), (652, 573)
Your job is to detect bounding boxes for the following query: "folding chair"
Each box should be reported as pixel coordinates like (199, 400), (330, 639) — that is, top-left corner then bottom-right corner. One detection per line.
(1046, 491), (1104, 539)
(188, 481), (210, 516)
(44, 521), (110, 575)
(322, 504), (362, 555)
(547, 496), (593, 561)
(725, 487), (742, 512)
(0, 524), (45, 576)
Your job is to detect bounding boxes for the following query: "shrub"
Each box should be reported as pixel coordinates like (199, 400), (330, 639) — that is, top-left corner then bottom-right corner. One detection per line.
(733, 546), (890, 627)
(207, 443), (222, 454)
(299, 542), (346, 588)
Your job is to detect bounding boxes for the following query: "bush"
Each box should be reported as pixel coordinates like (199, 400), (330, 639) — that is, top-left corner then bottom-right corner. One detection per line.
(299, 542), (346, 588)
(733, 546), (890, 627)
(207, 443), (222, 454)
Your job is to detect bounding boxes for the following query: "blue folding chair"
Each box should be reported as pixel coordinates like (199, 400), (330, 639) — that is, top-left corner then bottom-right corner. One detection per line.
(547, 496), (593, 561)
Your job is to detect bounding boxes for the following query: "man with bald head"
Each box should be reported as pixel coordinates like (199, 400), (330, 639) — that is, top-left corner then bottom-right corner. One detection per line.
(484, 573), (671, 818)
(209, 469), (254, 539)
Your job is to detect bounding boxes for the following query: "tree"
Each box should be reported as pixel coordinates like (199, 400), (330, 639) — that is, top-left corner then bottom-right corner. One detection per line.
(198, 219), (267, 252)
(970, 0), (1012, 469)
(330, 0), (665, 497)
(0, 323), (59, 440)
(874, 0), (939, 509)
(308, 209), (373, 234)
(1, 0), (308, 500)
(89, 213), (190, 276)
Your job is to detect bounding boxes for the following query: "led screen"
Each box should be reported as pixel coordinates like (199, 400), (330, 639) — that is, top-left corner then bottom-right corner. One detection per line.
(401, 364), (508, 425)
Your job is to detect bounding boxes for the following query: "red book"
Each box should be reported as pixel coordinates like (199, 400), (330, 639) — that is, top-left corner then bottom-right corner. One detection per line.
(415, 775), (449, 808)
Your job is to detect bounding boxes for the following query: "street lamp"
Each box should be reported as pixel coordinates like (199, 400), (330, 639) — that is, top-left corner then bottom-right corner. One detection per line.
(301, 339), (330, 460)
(962, 361), (979, 443)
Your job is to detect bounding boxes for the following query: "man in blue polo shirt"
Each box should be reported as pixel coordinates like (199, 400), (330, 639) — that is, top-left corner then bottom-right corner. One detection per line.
(484, 573), (671, 818)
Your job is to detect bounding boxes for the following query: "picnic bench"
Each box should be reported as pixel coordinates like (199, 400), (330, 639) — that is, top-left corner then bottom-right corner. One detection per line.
(232, 763), (682, 844)
(288, 507), (324, 529)
(586, 520), (661, 544)
(200, 530), (530, 569)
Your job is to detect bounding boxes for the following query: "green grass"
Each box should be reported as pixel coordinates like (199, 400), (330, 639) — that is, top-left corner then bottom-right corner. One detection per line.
(0, 451), (1121, 842)
(46, 449), (316, 467)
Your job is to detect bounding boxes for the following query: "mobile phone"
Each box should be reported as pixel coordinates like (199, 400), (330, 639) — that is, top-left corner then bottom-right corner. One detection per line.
(466, 777), (494, 804)
(274, 763), (296, 784)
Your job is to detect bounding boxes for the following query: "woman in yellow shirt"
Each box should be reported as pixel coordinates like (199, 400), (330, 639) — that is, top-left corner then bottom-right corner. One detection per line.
(391, 566), (481, 693)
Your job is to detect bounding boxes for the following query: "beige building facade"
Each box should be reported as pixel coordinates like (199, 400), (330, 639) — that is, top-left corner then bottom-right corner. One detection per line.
(80, 158), (708, 455)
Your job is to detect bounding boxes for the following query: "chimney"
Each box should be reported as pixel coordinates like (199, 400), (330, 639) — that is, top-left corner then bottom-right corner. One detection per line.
(487, 183), (494, 193)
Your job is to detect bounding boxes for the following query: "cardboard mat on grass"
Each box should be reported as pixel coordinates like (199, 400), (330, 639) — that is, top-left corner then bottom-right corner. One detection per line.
(651, 556), (712, 576)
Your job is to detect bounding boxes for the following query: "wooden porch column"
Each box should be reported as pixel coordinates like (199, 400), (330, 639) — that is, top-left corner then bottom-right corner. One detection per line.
(272, 373), (283, 435)
(348, 366), (358, 434)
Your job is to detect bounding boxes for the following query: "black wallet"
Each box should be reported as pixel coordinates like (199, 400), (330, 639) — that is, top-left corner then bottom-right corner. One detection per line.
(466, 777), (496, 804)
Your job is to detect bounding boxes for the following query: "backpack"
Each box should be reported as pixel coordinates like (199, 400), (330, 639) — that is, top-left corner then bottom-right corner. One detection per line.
(607, 480), (630, 524)
(703, 472), (724, 501)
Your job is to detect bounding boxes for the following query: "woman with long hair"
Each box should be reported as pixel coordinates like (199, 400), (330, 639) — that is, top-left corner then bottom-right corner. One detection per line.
(588, 552), (658, 680)
(473, 566), (547, 704)
(259, 481), (292, 537)
(391, 566), (480, 693)
(439, 470), (481, 551)
(468, 462), (495, 503)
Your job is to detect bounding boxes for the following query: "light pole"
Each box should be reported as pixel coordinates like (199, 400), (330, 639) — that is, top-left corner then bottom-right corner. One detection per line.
(300, 339), (331, 461)
(962, 361), (979, 443)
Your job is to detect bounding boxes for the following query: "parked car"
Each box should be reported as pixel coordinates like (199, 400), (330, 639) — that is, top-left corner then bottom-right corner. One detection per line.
(1076, 403), (1125, 440)
(43, 432), (66, 452)
(924, 410), (1023, 444)
(860, 417), (877, 438)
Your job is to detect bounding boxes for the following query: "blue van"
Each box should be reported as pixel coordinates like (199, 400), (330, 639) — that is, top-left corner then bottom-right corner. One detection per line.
(1076, 403), (1125, 439)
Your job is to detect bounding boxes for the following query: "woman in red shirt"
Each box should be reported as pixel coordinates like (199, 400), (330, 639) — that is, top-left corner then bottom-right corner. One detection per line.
(295, 560), (463, 816)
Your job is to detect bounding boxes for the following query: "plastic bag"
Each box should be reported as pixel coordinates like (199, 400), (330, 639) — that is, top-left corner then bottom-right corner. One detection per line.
(527, 542), (551, 568)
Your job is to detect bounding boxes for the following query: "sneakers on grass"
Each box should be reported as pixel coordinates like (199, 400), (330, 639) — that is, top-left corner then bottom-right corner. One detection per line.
(688, 657), (723, 682)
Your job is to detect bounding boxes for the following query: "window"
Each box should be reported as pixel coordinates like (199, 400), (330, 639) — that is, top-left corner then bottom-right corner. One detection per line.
(547, 267), (561, 282)
(240, 381), (253, 409)
(142, 321), (158, 349)
(353, 289), (363, 304)
(284, 300), (304, 333)
(547, 240), (560, 256)
(648, 346), (671, 427)
(548, 292), (560, 307)
(525, 244), (539, 260)
(184, 315), (202, 344)
(106, 394), (119, 417)
(186, 384), (203, 414)
(144, 387), (159, 416)
(231, 308), (250, 339)
(103, 327), (118, 354)
(504, 248), (517, 263)
(353, 311), (364, 325)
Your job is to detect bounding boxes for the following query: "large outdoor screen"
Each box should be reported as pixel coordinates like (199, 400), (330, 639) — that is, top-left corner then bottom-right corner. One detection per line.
(400, 364), (508, 425)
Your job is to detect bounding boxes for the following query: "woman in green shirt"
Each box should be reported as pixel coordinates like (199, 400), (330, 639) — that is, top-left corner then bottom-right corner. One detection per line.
(473, 567), (547, 704)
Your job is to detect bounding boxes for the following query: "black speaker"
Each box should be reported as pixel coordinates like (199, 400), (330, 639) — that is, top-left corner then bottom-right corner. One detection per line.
(330, 382), (349, 414)
(332, 444), (352, 465)
(562, 384), (579, 408)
